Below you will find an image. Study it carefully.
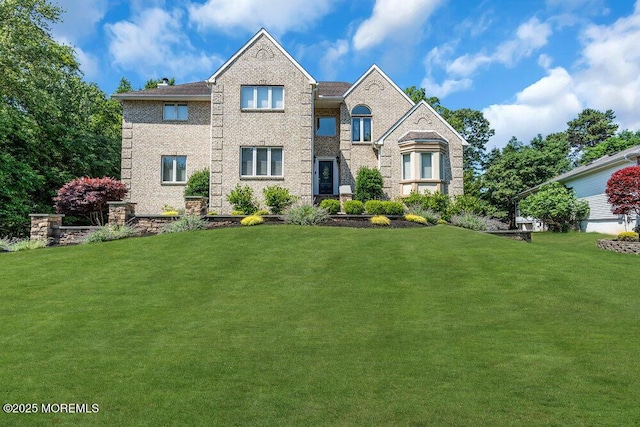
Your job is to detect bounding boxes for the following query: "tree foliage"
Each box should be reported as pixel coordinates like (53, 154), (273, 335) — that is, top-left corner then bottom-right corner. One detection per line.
(519, 182), (589, 232)
(483, 134), (570, 226)
(54, 177), (127, 225)
(184, 168), (210, 197)
(567, 108), (618, 156)
(0, 0), (121, 236)
(144, 77), (175, 89)
(606, 166), (640, 218)
(580, 130), (640, 164)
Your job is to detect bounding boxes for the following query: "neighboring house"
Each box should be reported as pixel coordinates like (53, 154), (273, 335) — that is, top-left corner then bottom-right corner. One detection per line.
(112, 29), (467, 214)
(517, 144), (640, 234)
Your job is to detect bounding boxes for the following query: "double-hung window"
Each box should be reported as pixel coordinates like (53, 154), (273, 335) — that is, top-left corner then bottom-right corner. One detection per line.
(402, 153), (412, 180)
(163, 103), (188, 120)
(241, 86), (284, 110)
(420, 153), (433, 179)
(351, 105), (372, 142)
(162, 155), (187, 183)
(241, 147), (283, 177)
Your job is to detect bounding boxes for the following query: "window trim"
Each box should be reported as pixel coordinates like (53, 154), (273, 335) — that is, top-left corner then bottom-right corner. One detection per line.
(240, 147), (284, 178)
(351, 105), (372, 143)
(163, 103), (188, 121)
(241, 86), (285, 110)
(161, 155), (187, 184)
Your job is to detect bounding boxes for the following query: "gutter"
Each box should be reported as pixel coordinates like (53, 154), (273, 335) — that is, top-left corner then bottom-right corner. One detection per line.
(111, 94), (211, 101)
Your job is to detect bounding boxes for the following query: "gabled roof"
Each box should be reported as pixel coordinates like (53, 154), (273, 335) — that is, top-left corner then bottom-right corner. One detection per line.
(398, 130), (447, 143)
(207, 28), (316, 85)
(343, 64), (414, 105)
(376, 100), (469, 146)
(111, 81), (211, 101)
(518, 144), (640, 198)
(317, 81), (351, 97)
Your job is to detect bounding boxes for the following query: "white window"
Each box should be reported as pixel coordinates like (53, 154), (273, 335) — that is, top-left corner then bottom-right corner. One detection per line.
(162, 156), (187, 183)
(316, 117), (336, 136)
(402, 153), (412, 180)
(421, 153), (433, 179)
(241, 147), (283, 177)
(351, 105), (372, 142)
(163, 103), (188, 120)
(241, 86), (284, 110)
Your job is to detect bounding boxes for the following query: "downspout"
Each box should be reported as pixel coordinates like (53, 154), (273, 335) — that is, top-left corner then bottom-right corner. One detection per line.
(206, 80), (213, 212)
(311, 84), (317, 201)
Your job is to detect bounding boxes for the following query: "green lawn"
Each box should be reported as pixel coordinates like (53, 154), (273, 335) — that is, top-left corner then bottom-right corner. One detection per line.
(1, 226), (639, 425)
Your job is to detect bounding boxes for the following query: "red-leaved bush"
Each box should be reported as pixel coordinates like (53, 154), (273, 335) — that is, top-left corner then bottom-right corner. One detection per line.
(606, 165), (640, 217)
(54, 177), (128, 225)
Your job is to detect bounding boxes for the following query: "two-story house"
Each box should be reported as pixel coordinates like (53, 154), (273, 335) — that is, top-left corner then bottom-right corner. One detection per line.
(112, 29), (467, 214)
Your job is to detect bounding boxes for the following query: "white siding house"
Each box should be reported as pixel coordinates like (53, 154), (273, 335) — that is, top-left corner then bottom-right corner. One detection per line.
(517, 145), (640, 234)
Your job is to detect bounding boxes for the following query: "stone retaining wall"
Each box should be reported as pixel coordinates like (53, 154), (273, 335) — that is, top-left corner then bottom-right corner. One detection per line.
(597, 239), (640, 254)
(59, 226), (102, 245)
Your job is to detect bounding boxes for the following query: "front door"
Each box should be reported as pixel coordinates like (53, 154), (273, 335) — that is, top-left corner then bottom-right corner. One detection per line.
(318, 161), (334, 195)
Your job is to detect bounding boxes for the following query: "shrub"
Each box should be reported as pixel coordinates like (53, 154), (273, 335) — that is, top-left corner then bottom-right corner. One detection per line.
(160, 215), (207, 234)
(343, 200), (365, 215)
(403, 190), (450, 218)
(405, 214), (428, 225)
(437, 218), (448, 225)
(319, 199), (340, 215)
(365, 200), (384, 215)
(254, 209), (270, 216)
(231, 210), (245, 215)
(184, 168), (210, 197)
(382, 201), (404, 216)
(84, 225), (137, 243)
(370, 215), (391, 226)
(207, 211), (218, 215)
(54, 177), (128, 225)
(227, 184), (259, 215)
(3, 239), (47, 251)
(285, 205), (328, 225)
(263, 185), (298, 214)
(354, 167), (384, 202)
(519, 182), (590, 232)
(405, 205), (440, 225)
(617, 231), (639, 242)
(241, 215), (264, 226)
(161, 210), (180, 216)
(450, 213), (487, 231)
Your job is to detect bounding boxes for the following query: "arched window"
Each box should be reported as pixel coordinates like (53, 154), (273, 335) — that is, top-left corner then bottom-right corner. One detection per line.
(351, 105), (372, 142)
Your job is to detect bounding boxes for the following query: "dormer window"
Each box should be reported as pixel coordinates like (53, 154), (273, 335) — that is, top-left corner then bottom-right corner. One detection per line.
(351, 105), (372, 142)
(241, 86), (284, 110)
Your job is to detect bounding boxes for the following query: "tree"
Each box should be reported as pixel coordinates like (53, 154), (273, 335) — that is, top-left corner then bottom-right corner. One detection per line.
(519, 182), (589, 232)
(115, 77), (134, 94)
(144, 77), (175, 89)
(483, 134), (570, 227)
(442, 108), (494, 173)
(580, 130), (640, 164)
(0, 0), (122, 236)
(567, 108), (618, 156)
(54, 177), (128, 225)
(606, 166), (640, 225)
(184, 168), (210, 197)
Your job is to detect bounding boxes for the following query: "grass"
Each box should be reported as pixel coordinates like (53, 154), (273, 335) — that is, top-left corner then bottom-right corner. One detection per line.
(1, 226), (639, 425)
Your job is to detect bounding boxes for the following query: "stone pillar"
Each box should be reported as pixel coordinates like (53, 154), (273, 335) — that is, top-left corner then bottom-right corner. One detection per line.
(108, 202), (136, 226)
(29, 214), (64, 245)
(184, 196), (208, 216)
(339, 185), (353, 213)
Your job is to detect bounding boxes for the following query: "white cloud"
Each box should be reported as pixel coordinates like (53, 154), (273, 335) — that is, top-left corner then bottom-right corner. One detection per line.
(188, 0), (334, 35)
(352, 0), (444, 51)
(422, 16), (552, 99)
(106, 8), (223, 81)
(320, 39), (349, 80)
(484, 1), (640, 148)
(483, 67), (582, 148)
(51, 0), (108, 43)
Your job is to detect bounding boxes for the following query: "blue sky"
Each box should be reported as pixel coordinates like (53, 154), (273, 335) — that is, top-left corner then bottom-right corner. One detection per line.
(50, 0), (640, 149)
